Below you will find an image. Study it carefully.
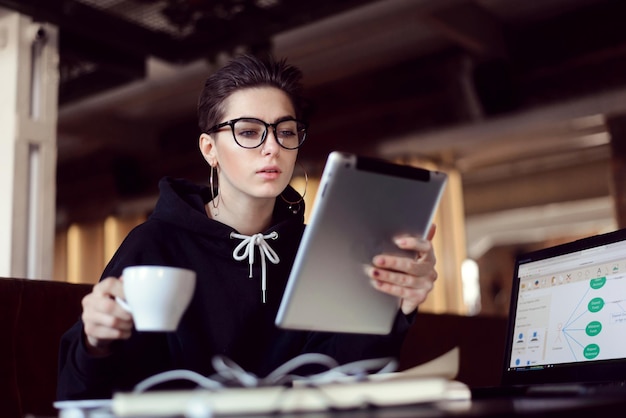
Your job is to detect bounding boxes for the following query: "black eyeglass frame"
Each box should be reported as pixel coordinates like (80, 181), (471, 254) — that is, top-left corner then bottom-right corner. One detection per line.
(206, 117), (308, 150)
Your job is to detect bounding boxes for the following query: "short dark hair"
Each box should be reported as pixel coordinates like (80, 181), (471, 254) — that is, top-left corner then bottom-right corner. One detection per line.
(197, 54), (306, 133)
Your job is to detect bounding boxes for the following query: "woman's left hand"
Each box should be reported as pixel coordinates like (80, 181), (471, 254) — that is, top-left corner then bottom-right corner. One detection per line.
(366, 224), (438, 315)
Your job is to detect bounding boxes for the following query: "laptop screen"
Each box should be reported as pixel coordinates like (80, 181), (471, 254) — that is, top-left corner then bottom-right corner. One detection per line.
(501, 228), (626, 386)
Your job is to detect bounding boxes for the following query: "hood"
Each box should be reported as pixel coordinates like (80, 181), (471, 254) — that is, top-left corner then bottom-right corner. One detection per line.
(149, 177), (306, 235)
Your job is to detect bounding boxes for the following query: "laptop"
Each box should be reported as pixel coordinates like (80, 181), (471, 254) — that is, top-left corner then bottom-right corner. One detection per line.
(476, 228), (626, 397)
(275, 151), (447, 335)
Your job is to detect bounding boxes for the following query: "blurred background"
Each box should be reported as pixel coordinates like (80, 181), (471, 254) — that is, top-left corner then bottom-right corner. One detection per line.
(2, 0), (625, 317)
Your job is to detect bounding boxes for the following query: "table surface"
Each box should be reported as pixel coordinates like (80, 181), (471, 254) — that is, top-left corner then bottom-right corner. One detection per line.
(51, 392), (626, 418)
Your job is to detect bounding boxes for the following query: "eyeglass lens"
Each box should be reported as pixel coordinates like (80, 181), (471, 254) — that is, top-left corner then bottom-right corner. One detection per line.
(232, 119), (306, 149)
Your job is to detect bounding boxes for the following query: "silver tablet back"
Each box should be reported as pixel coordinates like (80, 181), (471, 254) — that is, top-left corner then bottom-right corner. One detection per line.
(276, 152), (447, 335)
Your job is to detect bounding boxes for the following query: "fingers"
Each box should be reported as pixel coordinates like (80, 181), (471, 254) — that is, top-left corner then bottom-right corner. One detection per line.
(426, 223), (437, 241)
(374, 235), (436, 273)
(367, 265), (436, 314)
(367, 225), (439, 314)
(82, 277), (134, 353)
(367, 263), (438, 294)
(392, 235), (436, 263)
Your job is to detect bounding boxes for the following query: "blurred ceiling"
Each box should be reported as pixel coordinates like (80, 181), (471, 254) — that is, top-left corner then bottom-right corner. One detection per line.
(1, 0), (625, 241)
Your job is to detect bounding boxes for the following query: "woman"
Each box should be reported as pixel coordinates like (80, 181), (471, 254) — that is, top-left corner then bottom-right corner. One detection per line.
(57, 54), (438, 400)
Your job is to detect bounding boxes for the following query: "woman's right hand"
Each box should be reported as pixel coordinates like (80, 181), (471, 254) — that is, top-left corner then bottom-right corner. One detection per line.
(81, 277), (133, 356)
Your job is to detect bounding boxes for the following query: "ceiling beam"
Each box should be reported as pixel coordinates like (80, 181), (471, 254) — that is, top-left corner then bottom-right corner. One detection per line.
(0, 0), (177, 59)
(423, 1), (507, 59)
(507, 0), (626, 72)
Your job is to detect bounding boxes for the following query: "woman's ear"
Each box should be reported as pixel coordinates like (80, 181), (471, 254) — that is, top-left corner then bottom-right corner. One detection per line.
(199, 133), (215, 165)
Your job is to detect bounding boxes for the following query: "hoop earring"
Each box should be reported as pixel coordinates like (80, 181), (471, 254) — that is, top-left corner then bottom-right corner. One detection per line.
(281, 163), (308, 214)
(210, 165), (220, 214)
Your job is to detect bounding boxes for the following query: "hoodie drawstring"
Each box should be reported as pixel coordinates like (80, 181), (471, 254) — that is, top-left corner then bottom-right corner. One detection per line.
(230, 231), (280, 303)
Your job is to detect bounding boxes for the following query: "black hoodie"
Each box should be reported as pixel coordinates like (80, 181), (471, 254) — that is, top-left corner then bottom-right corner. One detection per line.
(57, 177), (413, 400)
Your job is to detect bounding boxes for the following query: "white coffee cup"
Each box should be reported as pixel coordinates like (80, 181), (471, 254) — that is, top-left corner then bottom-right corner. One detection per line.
(117, 265), (196, 331)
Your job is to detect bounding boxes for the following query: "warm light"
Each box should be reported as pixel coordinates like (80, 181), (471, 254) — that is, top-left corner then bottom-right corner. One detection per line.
(461, 258), (481, 315)
(290, 176), (319, 224)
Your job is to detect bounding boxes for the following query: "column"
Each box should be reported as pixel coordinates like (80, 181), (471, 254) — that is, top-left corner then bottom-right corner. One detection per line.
(0, 10), (59, 279)
(606, 115), (626, 229)
(399, 156), (468, 315)
(428, 165), (467, 314)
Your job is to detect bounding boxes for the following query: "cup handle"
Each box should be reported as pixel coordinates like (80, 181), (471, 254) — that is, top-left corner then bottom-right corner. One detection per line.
(115, 296), (132, 313)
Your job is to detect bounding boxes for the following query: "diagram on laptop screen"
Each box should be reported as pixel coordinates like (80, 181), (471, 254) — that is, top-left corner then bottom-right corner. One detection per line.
(509, 244), (626, 369)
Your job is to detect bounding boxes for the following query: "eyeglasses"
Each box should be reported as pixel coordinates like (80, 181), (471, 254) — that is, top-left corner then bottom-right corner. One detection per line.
(207, 117), (307, 150)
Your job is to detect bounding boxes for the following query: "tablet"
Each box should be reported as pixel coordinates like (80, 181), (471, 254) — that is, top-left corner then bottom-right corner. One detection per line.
(275, 151), (448, 335)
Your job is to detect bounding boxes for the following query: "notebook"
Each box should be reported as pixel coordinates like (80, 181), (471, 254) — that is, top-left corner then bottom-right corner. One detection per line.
(481, 228), (626, 397)
(275, 151), (447, 335)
